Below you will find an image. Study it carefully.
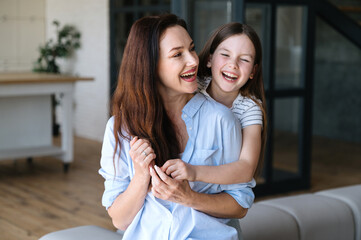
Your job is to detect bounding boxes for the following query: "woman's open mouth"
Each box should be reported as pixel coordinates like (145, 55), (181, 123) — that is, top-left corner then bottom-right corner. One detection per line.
(180, 69), (197, 82)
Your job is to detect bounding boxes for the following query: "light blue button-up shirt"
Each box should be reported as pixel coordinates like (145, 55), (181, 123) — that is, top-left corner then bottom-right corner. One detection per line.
(99, 93), (255, 240)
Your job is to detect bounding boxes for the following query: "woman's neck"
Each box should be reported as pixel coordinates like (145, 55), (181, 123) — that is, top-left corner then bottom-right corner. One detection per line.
(161, 92), (193, 119)
(207, 82), (238, 108)
(160, 92), (193, 152)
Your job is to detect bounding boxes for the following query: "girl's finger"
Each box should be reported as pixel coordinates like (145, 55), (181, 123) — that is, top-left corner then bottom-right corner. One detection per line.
(161, 159), (176, 172)
(167, 163), (180, 176)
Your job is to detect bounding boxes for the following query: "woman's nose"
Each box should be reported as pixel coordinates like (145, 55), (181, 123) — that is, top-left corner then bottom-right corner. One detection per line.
(186, 52), (199, 67)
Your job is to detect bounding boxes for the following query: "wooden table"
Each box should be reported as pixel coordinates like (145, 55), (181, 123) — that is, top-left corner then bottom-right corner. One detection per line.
(0, 72), (93, 171)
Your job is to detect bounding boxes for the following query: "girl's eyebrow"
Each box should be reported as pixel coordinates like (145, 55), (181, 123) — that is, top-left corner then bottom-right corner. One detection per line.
(169, 41), (194, 53)
(219, 47), (254, 58)
(218, 47), (230, 52)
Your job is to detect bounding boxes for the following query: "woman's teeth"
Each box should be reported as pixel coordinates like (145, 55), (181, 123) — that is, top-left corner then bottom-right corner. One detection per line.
(180, 72), (195, 79)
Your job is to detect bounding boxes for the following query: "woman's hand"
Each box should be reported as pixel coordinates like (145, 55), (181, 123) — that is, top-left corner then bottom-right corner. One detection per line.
(150, 165), (248, 219)
(150, 165), (194, 206)
(129, 137), (156, 181)
(161, 159), (196, 181)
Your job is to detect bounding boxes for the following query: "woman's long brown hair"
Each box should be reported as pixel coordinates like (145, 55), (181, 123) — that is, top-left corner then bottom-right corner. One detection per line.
(198, 23), (268, 178)
(112, 14), (187, 167)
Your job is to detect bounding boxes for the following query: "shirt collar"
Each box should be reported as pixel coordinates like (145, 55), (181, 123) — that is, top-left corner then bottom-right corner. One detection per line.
(182, 93), (206, 118)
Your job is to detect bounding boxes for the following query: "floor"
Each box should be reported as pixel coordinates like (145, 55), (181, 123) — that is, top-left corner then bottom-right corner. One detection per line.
(0, 135), (360, 239)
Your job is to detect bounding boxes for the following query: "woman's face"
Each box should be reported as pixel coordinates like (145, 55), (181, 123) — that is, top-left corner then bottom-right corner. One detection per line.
(207, 34), (256, 98)
(157, 25), (198, 97)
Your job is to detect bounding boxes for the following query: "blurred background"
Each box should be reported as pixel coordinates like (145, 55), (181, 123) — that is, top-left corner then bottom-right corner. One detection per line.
(0, 0), (360, 239)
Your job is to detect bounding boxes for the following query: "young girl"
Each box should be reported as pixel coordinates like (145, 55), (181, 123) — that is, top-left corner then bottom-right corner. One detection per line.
(160, 22), (267, 185)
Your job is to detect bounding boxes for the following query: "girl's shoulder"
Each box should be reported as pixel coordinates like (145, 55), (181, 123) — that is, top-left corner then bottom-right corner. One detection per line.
(232, 94), (261, 112)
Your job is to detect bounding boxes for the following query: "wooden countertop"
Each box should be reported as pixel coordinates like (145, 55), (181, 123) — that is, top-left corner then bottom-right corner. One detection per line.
(0, 72), (93, 84)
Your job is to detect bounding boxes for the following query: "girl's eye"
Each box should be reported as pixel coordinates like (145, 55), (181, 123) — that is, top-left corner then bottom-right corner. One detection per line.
(241, 58), (250, 62)
(221, 53), (229, 57)
(173, 52), (181, 57)
(190, 46), (195, 52)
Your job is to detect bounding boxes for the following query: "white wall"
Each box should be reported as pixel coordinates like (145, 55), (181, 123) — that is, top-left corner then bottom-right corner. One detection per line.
(0, 0), (45, 71)
(46, 0), (109, 141)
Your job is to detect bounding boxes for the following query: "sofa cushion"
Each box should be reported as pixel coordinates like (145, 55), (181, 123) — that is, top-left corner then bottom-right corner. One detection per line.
(239, 203), (300, 240)
(39, 225), (122, 240)
(316, 184), (361, 240)
(260, 194), (354, 240)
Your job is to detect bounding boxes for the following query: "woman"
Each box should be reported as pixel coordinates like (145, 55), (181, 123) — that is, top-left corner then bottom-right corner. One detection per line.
(99, 14), (254, 240)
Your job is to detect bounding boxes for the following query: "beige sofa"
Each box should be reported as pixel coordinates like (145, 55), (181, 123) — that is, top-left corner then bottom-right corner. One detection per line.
(40, 184), (361, 240)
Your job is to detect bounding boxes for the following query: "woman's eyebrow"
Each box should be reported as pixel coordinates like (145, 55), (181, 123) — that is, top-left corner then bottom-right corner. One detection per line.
(168, 41), (194, 53)
(169, 46), (183, 53)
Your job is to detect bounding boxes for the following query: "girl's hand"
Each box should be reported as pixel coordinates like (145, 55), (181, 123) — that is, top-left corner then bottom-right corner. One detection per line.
(150, 165), (194, 206)
(129, 137), (156, 180)
(161, 159), (196, 181)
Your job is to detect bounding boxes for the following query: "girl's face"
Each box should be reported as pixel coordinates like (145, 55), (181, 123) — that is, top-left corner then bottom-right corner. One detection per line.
(207, 34), (256, 98)
(157, 25), (199, 97)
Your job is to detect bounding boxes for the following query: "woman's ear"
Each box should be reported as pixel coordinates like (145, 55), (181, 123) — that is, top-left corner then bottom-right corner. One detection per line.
(206, 55), (212, 68)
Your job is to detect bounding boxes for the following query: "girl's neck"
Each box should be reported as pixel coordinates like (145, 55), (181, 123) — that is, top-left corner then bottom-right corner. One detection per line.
(207, 82), (238, 108)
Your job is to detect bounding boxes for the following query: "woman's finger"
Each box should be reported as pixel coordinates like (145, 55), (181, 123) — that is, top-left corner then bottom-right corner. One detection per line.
(130, 136), (138, 146)
(131, 138), (145, 152)
(143, 146), (154, 156)
(150, 167), (161, 185)
(154, 165), (174, 185)
(144, 153), (156, 166)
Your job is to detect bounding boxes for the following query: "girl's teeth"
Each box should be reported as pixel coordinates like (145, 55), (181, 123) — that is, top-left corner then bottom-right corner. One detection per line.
(223, 72), (238, 78)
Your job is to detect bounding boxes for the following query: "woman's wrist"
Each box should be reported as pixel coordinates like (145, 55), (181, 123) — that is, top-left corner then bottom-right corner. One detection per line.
(132, 172), (151, 188)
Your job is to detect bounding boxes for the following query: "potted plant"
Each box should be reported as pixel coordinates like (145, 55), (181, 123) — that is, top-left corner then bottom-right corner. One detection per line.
(33, 20), (81, 136)
(33, 20), (81, 73)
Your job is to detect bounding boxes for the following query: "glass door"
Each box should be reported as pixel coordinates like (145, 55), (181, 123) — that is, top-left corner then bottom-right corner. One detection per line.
(173, 0), (314, 196)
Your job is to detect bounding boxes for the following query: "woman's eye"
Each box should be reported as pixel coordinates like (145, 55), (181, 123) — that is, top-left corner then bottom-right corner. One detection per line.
(221, 53), (229, 57)
(241, 58), (250, 62)
(190, 46), (195, 52)
(173, 52), (181, 57)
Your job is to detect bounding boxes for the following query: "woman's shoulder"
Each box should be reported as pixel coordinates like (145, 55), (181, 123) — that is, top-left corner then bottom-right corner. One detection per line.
(104, 116), (131, 140)
(199, 93), (238, 123)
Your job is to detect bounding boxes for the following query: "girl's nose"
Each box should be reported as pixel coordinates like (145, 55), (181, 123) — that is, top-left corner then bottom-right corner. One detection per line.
(228, 58), (238, 69)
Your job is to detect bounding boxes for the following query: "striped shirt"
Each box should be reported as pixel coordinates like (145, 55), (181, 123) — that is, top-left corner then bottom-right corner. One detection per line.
(198, 76), (263, 128)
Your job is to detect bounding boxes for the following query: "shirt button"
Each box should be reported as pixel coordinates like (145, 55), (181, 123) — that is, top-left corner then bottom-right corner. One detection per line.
(183, 114), (187, 118)
(189, 127), (192, 130)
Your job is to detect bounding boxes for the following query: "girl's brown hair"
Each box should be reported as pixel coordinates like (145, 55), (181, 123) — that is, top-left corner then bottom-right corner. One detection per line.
(198, 22), (267, 178)
(112, 14), (187, 167)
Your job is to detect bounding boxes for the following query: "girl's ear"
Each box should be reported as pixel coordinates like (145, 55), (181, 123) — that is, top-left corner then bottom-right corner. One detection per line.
(206, 55), (213, 68)
(250, 64), (258, 79)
